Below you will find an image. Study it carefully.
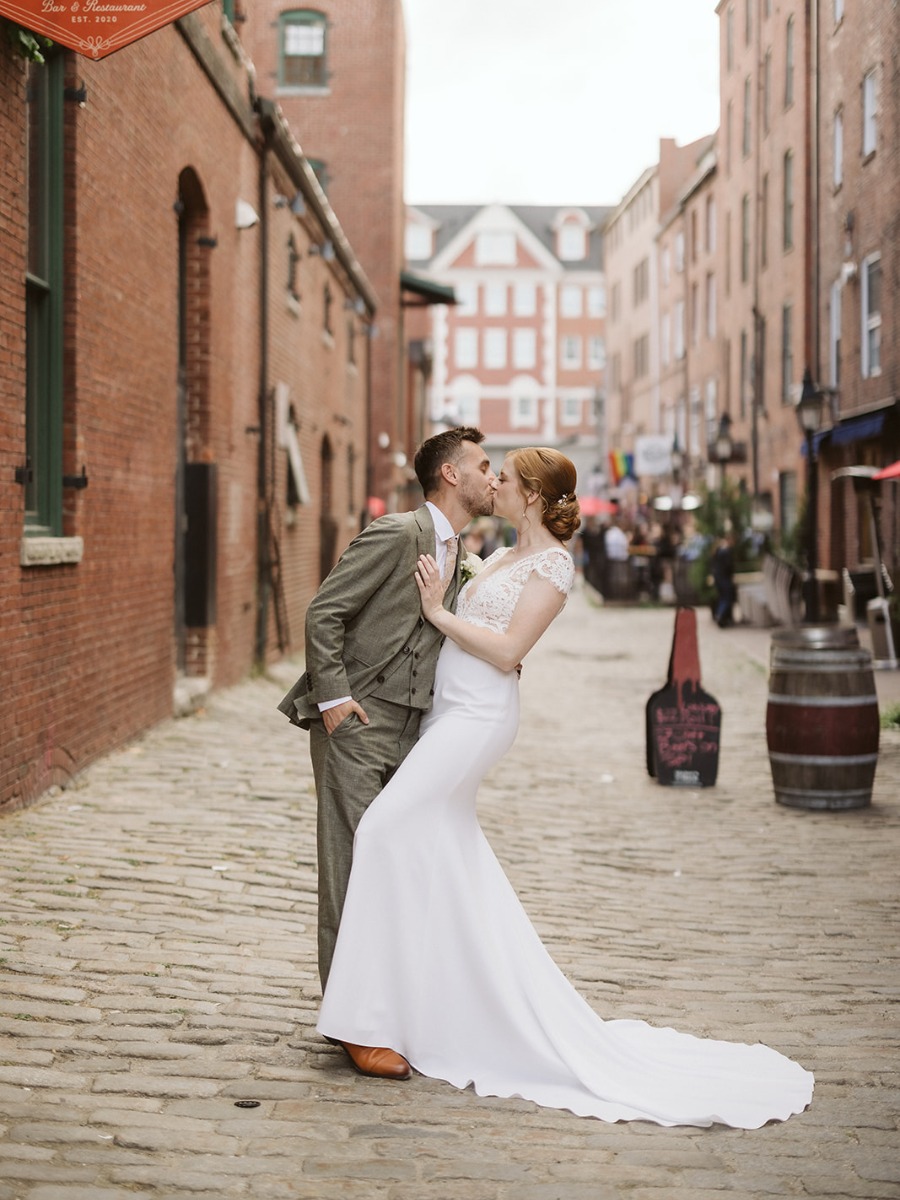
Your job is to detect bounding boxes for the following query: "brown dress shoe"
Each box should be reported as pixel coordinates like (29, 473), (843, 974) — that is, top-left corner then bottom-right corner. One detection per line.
(340, 1041), (411, 1080)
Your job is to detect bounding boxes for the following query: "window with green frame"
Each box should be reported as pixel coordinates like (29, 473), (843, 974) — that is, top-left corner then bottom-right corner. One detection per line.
(279, 10), (328, 89)
(24, 54), (65, 537)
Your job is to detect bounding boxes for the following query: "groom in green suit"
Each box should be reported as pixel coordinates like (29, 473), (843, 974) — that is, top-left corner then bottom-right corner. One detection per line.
(278, 426), (497, 1079)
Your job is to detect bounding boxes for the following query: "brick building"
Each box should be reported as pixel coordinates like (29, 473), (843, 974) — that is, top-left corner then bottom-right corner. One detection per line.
(241, 0), (409, 509)
(404, 203), (611, 488)
(0, 5), (372, 811)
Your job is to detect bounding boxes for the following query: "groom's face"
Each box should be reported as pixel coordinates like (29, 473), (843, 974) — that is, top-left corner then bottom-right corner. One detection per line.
(454, 441), (497, 517)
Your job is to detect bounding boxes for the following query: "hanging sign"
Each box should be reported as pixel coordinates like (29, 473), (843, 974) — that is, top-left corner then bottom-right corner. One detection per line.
(0, 0), (213, 60)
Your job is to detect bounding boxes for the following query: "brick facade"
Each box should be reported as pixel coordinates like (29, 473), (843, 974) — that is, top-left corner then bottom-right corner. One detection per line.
(0, 6), (371, 811)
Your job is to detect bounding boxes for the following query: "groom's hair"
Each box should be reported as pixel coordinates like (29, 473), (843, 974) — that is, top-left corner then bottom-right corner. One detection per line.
(414, 426), (485, 496)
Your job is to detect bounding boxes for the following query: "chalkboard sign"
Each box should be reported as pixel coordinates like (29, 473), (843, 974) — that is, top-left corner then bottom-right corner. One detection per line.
(646, 608), (721, 787)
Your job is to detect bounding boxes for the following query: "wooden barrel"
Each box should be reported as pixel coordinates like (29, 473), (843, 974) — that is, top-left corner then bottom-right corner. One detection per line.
(766, 625), (880, 810)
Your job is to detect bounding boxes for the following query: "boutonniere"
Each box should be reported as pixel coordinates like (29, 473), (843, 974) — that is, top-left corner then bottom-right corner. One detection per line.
(460, 554), (483, 584)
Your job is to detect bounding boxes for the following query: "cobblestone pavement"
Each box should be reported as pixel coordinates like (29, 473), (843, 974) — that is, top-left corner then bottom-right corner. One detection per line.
(1, 586), (898, 1200)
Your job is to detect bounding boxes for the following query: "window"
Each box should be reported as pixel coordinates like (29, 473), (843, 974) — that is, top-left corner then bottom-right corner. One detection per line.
(587, 284), (606, 317)
(780, 471), (798, 535)
(610, 282), (620, 322)
(632, 258), (649, 305)
(279, 10), (328, 89)
(862, 70), (878, 156)
(558, 225), (587, 261)
(691, 282), (700, 346)
(661, 248), (670, 287)
(456, 393), (480, 424)
(454, 328), (478, 369)
(484, 328), (507, 368)
(744, 0), (752, 44)
(674, 301), (685, 360)
(833, 109), (843, 188)
(455, 283), (478, 316)
(740, 328), (749, 418)
(661, 312), (671, 366)
(287, 234), (301, 301)
(513, 282), (536, 315)
(784, 16), (794, 107)
(475, 230), (516, 265)
(706, 273), (717, 339)
(690, 210), (698, 262)
(834, 0), (844, 23)
(561, 396), (582, 426)
(513, 328), (536, 369)
(760, 173), (769, 267)
(512, 393), (538, 426)
(726, 4), (734, 71)
(633, 334), (650, 379)
(674, 232), (685, 273)
(24, 55), (66, 537)
(742, 76), (752, 157)
(829, 279), (841, 387)
(726, 100), (733, 176)
(783, 151), (794, 250)
(561, 335), (582, 369)
(705, 195), (716, 253)
(741, 193), (751, 282)
(323, 282), (333, 335)
(560, 284), (583, 317)
(588, 336), (606, 370)
(705, 379), (719, 452)
(781, 304), (793, 403)
(725, 210), (732, 294)
(861, 254), (882, 378)
(484, 282), (507, 316)
(763, 50), (772, 133)
(405, 223), (432, 261)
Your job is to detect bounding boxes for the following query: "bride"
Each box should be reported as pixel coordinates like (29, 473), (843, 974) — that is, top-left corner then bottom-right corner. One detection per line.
(317, 447), (814, 1128)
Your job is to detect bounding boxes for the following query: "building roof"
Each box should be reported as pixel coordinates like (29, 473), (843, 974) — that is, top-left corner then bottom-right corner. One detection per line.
(409, 204), (614, 271)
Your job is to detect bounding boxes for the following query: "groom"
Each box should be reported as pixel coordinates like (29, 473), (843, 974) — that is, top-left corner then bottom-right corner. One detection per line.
(278, 426), (497, 1080)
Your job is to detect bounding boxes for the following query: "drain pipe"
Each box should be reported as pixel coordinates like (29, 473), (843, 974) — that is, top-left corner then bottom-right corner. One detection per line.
(255, 128), (271, 668)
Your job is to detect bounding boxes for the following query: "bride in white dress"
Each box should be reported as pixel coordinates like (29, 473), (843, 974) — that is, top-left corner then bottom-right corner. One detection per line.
(317, 447), (814, 1128)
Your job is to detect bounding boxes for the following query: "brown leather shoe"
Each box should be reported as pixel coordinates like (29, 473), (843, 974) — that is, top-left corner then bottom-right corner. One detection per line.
(340, 1040), (411, 1080)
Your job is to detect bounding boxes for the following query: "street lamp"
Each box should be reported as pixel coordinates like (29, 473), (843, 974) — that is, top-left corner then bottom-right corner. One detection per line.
(795, 368), (828, 623)
(714, 413), (733, 490)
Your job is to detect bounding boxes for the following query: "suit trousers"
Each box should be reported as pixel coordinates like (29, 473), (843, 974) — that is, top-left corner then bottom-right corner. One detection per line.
(309, 696), (423, 988)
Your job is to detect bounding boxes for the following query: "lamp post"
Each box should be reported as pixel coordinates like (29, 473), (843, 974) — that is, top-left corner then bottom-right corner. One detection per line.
(795, 368), (827, 624)
(714, 413), (733, 491)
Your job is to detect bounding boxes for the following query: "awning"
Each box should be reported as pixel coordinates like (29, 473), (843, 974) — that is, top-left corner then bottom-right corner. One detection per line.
(809, 409), (887, 455)
(874, 460), (900, 482)
(400, 270), (456, 307)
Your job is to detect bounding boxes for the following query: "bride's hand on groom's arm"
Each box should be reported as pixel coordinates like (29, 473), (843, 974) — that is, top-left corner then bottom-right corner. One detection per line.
(415, 554), (447, 623)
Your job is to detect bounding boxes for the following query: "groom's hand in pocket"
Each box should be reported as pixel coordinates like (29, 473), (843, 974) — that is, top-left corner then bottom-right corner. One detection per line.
(323, 699), (370, 735)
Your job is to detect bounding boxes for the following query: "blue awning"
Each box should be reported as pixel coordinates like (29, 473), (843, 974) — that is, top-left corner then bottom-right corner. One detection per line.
(806, 410), (887, 455)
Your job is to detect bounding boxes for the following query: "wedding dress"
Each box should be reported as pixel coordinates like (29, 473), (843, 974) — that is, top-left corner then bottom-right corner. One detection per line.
(317, 546), (814, 1128)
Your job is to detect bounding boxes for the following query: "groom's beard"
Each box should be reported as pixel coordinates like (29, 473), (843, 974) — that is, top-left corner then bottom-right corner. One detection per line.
(461, 486), (496, 519)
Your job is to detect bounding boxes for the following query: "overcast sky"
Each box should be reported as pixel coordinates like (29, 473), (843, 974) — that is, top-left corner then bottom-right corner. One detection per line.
(403, 0), (721, 208)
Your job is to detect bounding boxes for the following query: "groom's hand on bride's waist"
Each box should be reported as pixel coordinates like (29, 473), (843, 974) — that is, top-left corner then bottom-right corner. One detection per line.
(323, 699), (370, 734)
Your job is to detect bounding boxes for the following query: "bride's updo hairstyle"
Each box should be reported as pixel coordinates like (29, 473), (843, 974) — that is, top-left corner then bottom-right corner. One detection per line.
(510, 447), (581, 542)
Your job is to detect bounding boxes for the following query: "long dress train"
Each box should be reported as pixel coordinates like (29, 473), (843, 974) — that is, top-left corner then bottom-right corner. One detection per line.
(317, 547), (814, 1128)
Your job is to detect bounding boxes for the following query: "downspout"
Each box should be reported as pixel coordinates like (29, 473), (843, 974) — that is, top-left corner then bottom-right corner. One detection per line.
(807, 0), (820, 377)
(255, 125), (271, 667)
(750, 0), (763, 501)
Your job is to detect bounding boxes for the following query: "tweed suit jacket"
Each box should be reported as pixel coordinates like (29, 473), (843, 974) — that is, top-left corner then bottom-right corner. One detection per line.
(277, 505), (464, 729)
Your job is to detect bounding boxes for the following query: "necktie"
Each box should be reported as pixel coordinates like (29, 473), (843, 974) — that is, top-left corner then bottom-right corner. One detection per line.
(442, 535), (458, 587)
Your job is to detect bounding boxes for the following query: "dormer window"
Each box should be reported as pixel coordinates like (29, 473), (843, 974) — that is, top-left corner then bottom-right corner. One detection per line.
(558, 224), (587, 262)
(405, 222), (433, 261)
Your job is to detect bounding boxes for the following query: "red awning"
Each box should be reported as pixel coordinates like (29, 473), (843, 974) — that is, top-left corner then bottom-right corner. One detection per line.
(873, 461), (900, 482)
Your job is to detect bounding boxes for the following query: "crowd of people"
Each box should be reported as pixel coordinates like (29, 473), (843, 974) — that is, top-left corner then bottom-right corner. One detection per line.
(576, 509), (685, 604)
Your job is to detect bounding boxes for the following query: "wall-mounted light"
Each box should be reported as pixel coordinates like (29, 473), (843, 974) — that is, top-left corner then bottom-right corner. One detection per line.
(273, 191), (307, 216)
(308, 239), (335, 261)
(235, 199), (259, 230)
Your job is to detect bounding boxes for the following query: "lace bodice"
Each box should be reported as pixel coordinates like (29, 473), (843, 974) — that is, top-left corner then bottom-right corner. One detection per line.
(457, 546), (575, 634)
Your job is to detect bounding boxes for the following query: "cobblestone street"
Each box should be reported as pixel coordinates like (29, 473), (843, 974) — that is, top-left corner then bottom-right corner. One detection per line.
(1, 586), (898, 1200)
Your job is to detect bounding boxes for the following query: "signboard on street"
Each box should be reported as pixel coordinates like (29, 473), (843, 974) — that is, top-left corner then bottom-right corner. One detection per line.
(634, 434), (673, 477)
(0, 0), (212, 60)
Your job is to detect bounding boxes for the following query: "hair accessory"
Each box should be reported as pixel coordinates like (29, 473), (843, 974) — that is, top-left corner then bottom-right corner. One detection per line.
(556, 493), (571, 506)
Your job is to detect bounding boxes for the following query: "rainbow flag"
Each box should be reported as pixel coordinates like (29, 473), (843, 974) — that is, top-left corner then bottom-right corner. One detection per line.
(608, 450), (635, 485)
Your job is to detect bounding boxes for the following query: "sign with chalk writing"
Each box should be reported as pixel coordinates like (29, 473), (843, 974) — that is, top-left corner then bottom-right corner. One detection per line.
(646, 608), (721, 787)
(1, 0), (212, 60)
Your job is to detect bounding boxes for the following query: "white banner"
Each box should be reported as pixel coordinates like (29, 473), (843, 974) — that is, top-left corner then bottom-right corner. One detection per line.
(634, 435), (673, 477)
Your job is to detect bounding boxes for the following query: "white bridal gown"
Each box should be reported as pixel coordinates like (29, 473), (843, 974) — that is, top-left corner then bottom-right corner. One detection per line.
(317, 546), (814, 1128)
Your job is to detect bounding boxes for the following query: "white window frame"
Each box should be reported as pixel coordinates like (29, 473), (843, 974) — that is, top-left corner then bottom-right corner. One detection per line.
(513, 328), (537, 370)
(588, 335), (606, 370)
(454, 283), (478, 316)
(454, 328), (478, 370)
(861, 253), (881, 378)
(513, 282), (536, 316)
(674, 232), (685, 273)
(560, 284), (583, 318)
(706, 274), (717, 339)
(661, 312), (671, 366)
(558, 225), (587, 261)
(834, 0), (844, 24)
(511, 392), (539, 428)
(404, 223), (432, 261)
(863, 69), (878, 157)
(483, 328), (508, 369)
(587, 285), (606, 317)
(674, 301), (685, 360)
(560, 335), (582, 370)
(484, 282), (507, 316)
(475, 230), (516, 265)
(560, 395), (582, 426)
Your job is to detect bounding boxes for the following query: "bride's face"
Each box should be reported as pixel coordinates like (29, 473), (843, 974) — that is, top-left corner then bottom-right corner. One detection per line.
(493, 457), (528, 522)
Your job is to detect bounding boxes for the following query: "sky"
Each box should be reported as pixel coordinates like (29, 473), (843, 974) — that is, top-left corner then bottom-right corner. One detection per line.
(403, 0), (721, 208)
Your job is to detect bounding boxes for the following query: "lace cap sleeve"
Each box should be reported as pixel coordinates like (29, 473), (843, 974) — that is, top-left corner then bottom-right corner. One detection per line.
(535, 548), (575, 596)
